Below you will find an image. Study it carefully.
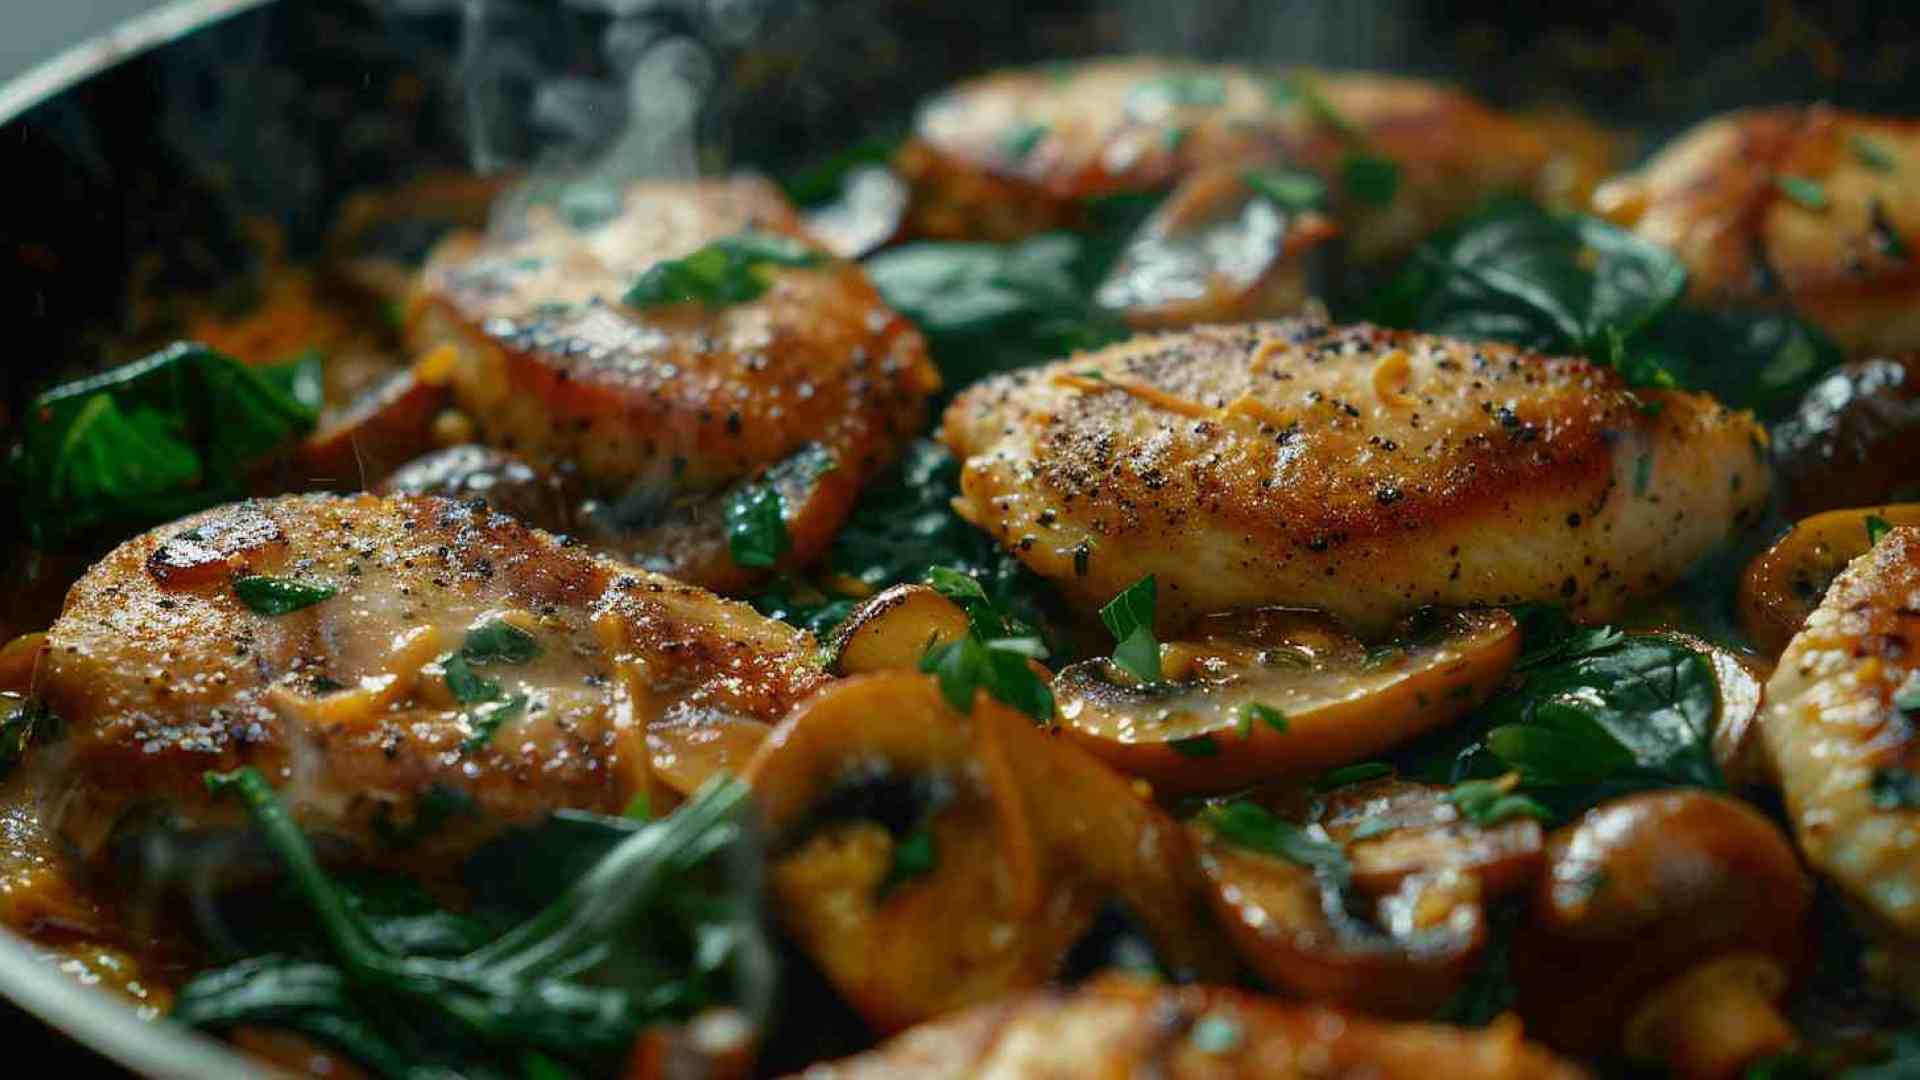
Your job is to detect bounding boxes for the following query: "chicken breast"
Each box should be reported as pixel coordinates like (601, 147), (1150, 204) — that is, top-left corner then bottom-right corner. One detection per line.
(28, 494), (828, 863)
(407, 176), (939, 591)
(1761, 526), (1920, 999)
(898, 57), (1609, 264)
(1594, 106), (1920, 356)
(941, 319), (1770, 636)
(797, 973), (1584, 1079)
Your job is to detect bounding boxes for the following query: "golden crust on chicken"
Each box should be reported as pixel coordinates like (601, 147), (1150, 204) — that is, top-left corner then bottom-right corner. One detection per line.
(941, 318), (1770, 636)
(407, 177), (939, 591)
(1595, 106), (1920, 356)
(30, 494), (828, 863)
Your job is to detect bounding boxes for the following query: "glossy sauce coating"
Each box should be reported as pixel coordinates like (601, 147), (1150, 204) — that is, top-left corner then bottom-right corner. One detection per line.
(30, 494), (828, 863)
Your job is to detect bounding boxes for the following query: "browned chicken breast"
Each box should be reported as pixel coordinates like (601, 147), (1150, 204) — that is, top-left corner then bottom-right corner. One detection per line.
(898, 57), (1608, 264)
(941, 319), (1770, 636)
(1594, 106), (1920, 356)
(27, 494), (828, 864)
(1762, 525), (1920, 1001)
(407, 176), (939, 591)
(797, 973), (1584, 1079)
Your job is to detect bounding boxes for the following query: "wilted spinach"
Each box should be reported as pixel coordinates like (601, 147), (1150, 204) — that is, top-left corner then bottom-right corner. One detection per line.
(865, 233), (1130, 390)
(174, 770), (770, 1078)
(1369, 199), (1839, 418)
(11, 342), (323, 547)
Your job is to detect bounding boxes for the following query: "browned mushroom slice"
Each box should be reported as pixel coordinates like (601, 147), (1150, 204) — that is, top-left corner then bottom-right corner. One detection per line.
(742, 672), (1235, 1033)
(1773, 354), (1920, 519)
(292, 368), (451, 492)
(1738, 503), (1920, 655)
(1053, 607), (1519, 794)
(827, 584), (972, 675)
(378, 444), (577, 535)
(1093, 167), (1338, 330)
(1512, 790), (1813, 1078)
(1191, 777), (1545, 1017)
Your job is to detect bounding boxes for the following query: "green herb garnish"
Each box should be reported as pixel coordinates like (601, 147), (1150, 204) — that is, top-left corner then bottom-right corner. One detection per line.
(461, 619), (540, 664)
(622, 230), (823, 309)
(1101, 575), (1162, 684)
(1894, 672), (1920, 714)
(725, 485), (790, 569)
(1244, 168), (1328, 212)
(1776, 175), (1829, 211)
(1852, 135), (1897, 172)
(1237, 702), (1288, 737)
(1315, 762), (1393, 790)
(1868, 514), (1894, 547)
(1342, 153), (1400, 207)
(882, 826), (938, 892)
(918, 634), (1054, 721)
(234, 575), (337, 616)
(1198, 799), (1350, 889)
(1447, 778), (1552, 826)
(1000, 122), (1049, 162)
(15, 342), (323, 547)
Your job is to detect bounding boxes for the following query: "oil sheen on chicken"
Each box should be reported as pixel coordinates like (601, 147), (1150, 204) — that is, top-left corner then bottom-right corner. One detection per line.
(1762, 526), (1920, 1002)
(941, 318), (1771, 636)
(28, 494), (828, 864)
(1595, 106), (1920, 356)
(407, 176), (939, 591)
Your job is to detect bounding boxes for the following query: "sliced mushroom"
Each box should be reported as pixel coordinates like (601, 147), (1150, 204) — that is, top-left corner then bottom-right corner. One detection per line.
(1512, 790), (1813, 1078)
(1093, 166), (1339, 329)
(827, 584), (972, 675)
(743, 672), (1236, 1032)
(1773, 354), (1920, 520)
(1054, 607), (1519, 794)
(1191, 777), (1545, 1017)
(292, 368), (450, 492)
(1738, 503), (1920, 655)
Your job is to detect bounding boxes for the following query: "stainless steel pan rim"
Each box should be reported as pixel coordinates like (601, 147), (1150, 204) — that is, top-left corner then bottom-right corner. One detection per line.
(0, 2), (283, 1069)
(0, 0), (273, 125)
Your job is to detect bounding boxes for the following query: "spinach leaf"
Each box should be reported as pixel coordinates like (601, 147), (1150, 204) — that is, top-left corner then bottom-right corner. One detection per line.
(14, 342), (322, 547)
(182, 769), (770, 1077)
(1370, 199), (1686, 358)
(1369, 200), (1840, 418)
(1443, 630), (1728, 814)
(623, 231), (824, 309)
(1629, 306), (1842, 419)
(864, 234), (1129, 390)
(233, 575), (336, 616)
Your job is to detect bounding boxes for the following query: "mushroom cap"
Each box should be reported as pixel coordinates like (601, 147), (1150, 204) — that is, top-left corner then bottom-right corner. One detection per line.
(1511, 789), (1813, 1053)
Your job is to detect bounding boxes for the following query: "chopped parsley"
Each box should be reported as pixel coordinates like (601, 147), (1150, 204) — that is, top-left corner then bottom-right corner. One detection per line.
(622, 230), (824, 309)
(1775, 175), (1829, 211)
(918, 633), (1054, 721)
(1447, 778), (1552, 826)
(1198, 799), (1350, 889)
(1000, 122), (1049, 162)
(1315, 762), (1393, 790)
(882, 826), (938, 892)
(233, 575), (337, 616)
(1868, 514), (1894, 547)
(1243, 168), (1328, 212)
(1237, 702), (1288, 737)
(1101, 575), (1162, 684)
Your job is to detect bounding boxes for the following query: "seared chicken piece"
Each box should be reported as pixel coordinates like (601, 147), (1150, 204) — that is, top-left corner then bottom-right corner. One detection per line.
(408, 176), (939, 591)
(1762, 526), (1920, 1000)
(797, 973), (1584, 1079)
(1594, 106), (1920, 356)
(29, 494), (828, 863)
(899, 57), (1605, 264)
(941, 319), (1770, 636)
